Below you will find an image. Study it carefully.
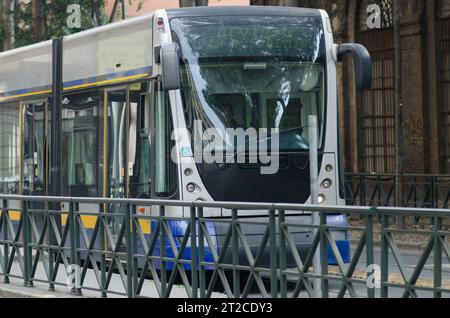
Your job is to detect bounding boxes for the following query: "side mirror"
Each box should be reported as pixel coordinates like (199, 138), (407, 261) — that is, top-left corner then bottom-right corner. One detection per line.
(337, 43), (372, 90)
(160, 42), (181, 91)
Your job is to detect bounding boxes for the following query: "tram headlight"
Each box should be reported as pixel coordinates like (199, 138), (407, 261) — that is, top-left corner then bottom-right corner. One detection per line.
(186, 183), (196, 193)
(321, 179), (332, 189)
(318, 194), (326, 204)
(184, 168), (193, 176)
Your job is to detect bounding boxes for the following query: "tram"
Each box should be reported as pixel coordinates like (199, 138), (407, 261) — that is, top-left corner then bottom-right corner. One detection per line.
(0, 6), (371, 268)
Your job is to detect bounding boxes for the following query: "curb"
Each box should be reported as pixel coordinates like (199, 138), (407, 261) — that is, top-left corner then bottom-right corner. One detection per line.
(0, 277), (227, 298)
(0, 287), (32, 298)
(0, 285), (52, 298)
(0, 281), (89, 298)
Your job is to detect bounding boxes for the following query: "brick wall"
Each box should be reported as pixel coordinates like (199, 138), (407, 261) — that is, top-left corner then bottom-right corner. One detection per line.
(326, 0), (443, 174)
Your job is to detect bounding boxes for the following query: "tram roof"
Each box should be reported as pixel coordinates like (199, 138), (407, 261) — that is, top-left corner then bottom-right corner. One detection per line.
(167, 5), (323, 19)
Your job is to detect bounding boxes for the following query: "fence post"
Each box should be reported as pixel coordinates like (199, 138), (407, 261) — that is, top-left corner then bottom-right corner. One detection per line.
(380, 213), (389, 298)
(231, 208), (240, 298)
(131, 204), (138, 296)
(190, 206), (198, 299)
(366, 207), (376, 298)
(74, 202), (82, 296)
(69, 201), (76, 295)
(65, 201), (81, 295)
(2, 199), (9, 284)
(269, 209), (278, 298)
(99, 203), (107, 298)
(434, 216), (443, 298)
(125, 203), (135, 298)
(279, 210), (287, 298)
(320, 211), (329, 298)
(198, 207), (205, 298)
(47, 200), (54, 291)
(23, 200), (32, 287)
(160, 205), (167, 298)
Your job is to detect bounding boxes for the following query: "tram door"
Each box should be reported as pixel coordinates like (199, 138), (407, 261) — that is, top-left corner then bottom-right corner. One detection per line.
(22, 101), (48, 230)
(106, 89), (128, 242)
(105, 84), (149, 245)
(22, 101), (48, 197)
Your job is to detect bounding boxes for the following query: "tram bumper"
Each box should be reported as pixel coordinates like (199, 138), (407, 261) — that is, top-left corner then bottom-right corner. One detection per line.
(214, 214), (350, 268)
(137, 214), (350, 271)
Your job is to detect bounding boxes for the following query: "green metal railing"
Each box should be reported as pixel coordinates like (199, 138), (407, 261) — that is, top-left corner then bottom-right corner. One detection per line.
(345, 173), (450, 208)
(0, 194), (449, 298)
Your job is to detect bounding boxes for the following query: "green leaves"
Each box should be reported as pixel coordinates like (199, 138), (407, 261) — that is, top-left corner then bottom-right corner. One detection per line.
(2, 0), (147, 50)
(11, 0), (107, 48)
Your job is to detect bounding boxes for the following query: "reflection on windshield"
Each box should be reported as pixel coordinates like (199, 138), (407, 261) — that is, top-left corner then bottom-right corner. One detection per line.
(172, 16), (325, 152)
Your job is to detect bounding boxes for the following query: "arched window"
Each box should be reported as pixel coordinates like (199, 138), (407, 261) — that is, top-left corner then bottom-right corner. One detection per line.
(356, 0), (395, 173)
(438, 0), (450, 172)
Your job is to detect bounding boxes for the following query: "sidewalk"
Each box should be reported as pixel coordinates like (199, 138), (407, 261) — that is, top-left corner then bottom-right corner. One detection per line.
(0, 279), (78, 298)
(0, 259), (226, 298)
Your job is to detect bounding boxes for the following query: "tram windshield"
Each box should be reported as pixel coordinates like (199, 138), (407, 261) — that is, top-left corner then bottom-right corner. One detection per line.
(171, 15), (326, 153)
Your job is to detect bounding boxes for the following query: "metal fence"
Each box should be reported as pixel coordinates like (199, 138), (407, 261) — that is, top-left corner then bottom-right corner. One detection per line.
(0, 194), (449, 298)
(345, 173), (450, 208)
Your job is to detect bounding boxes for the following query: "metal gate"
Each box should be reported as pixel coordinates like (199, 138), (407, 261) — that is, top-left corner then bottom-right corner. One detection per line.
(0, 194), (449, 298)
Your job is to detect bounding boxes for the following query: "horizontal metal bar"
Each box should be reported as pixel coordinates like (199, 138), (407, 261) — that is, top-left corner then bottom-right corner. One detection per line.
(198, 262), (275, 273)
(345, 173), (450, 178)
(2, 194), (450, 218)
(376, 206), (450, 217)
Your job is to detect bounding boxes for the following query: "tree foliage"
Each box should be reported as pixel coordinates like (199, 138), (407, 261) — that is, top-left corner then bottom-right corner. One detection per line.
(14, 0), (107, 48)
(0, 0), (147, 52)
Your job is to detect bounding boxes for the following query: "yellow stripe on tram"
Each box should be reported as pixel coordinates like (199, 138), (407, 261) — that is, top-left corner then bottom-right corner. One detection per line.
(10, 211), (21, 221)
(59, 213), (151, 234)
(61, 213), (98, 229)
(0, 210), (22, 221)
(64, 73), (149, 92)
(138, 219), (151, 235)
(1, 210), (151, 234)
(1, 209), (103, 229)
(0, 73), (149, 102)
(0, 90), (52, 102)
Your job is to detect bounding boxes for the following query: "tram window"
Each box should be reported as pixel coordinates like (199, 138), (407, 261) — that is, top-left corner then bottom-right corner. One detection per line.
(154, 84), (178, 198)
(129, 83), (151, 198)
(0, 102), (20, 194)
(22, 102), (46, 195)
(61, 91), (100, 197)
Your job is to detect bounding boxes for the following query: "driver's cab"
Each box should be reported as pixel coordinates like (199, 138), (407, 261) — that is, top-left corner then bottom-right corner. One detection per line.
(205, 85), (324, 153)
